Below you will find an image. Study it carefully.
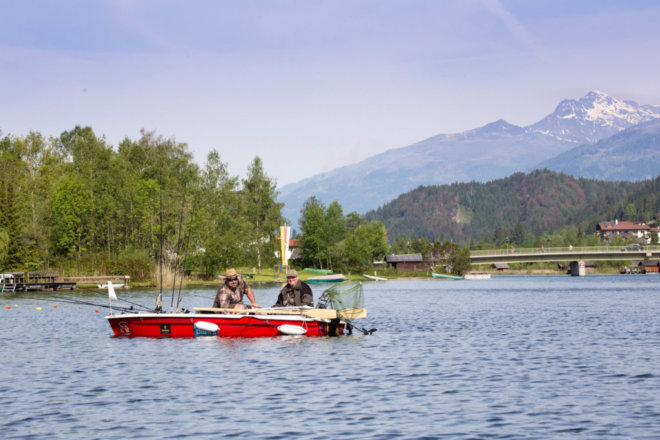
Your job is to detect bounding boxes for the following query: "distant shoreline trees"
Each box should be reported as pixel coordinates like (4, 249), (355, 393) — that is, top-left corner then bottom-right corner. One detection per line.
(0, 126), (286, 279)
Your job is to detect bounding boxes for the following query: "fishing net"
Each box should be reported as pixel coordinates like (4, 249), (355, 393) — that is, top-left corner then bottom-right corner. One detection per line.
(316, 282), (364, 319)
(316, 282), (375, 335)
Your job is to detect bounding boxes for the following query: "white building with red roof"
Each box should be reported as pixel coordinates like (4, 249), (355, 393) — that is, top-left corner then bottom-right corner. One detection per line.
(595, 219), (658, 244)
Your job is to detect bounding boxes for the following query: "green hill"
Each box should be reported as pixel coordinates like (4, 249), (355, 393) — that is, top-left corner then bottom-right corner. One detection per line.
(365, 170), (660, 243)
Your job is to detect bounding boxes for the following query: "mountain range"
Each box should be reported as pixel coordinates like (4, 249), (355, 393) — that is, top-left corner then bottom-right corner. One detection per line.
(278, 91), (660, 226)
(536, 118), (660, 181)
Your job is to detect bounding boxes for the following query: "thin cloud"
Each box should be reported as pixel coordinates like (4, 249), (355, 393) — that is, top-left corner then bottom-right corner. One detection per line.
(480, 0), (553, 64)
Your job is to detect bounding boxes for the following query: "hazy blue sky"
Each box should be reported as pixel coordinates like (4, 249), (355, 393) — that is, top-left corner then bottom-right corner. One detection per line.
(2, 1), (660, 186)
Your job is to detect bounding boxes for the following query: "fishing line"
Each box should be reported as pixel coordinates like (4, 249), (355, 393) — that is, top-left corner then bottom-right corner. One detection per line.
(169, 183), (189, 312)
(48, 295), (147, 312)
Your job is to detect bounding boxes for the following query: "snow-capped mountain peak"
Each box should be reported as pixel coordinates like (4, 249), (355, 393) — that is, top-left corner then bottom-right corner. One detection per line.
(527, 91), (660, 143)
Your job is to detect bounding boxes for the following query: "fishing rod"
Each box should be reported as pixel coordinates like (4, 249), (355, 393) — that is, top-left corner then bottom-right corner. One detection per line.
(176, 209), (194, 311)
(172, 185), (195, 312)
(159, 162), (164, 312)
(94, 291), (156, 311)
(170, 183), (188, 312)
(55, 293), (153, 312)
(48, 295), (148, 312)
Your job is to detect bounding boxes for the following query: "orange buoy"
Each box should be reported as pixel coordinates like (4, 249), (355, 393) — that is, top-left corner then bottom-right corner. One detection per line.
(95, 309), (99, 313)
(5, 305), (10, 309)
(52, 304), (57, 308)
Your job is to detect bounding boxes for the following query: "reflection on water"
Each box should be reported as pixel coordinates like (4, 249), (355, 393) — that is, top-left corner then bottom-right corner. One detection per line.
(2, 275), (659, 439)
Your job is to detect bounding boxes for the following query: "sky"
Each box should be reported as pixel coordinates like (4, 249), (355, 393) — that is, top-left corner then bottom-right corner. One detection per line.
(2, 1), (660, 187)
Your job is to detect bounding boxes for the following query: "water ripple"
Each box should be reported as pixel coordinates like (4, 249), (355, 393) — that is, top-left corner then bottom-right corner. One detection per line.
(2, 276), (659, 439)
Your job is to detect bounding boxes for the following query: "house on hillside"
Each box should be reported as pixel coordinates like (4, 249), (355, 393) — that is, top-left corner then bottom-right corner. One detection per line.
(384, 254), (428, 272)
(595, 220), (655, 244)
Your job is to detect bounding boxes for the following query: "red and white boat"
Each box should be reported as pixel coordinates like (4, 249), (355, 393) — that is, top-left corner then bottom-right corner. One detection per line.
(102, 282), (369, 338)
(106, 307), (353, 338)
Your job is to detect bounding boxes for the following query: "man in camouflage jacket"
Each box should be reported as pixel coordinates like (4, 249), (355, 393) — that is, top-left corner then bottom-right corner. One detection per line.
(213, 268), (259, 309)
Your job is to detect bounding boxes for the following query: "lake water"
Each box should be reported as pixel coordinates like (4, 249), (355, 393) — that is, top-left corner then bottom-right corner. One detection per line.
(2, 275), (659, 439)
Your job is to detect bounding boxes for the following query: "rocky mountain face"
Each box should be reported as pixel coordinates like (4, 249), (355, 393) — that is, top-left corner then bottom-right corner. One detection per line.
(527, 90), (660, 143)
(535, 118), (660, 181)
(278, 91), (660, 225)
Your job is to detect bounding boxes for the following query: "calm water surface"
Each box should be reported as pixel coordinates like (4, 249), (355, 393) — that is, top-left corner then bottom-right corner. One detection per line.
(2, 275), (659, 439)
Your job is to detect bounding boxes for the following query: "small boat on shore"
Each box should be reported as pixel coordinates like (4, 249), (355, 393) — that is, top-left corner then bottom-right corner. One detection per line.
(431, 272), (462, 280)
(463, 273), (491, 280)
(303, 268), (333, 275)
(307, 274), (346, 283)
(363, 274), (388, 281)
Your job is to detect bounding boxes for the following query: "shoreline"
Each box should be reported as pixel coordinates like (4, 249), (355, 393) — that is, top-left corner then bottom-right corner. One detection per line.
(73, 268), (645, 289)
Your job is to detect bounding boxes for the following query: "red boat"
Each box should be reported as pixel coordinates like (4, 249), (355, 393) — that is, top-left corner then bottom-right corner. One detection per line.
(102, 281), (370, 338)
(106, 307), (355, 338)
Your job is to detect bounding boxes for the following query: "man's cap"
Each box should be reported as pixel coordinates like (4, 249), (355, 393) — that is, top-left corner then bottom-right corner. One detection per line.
(225, 268), (238, 278)
(286, 269), (298, 278)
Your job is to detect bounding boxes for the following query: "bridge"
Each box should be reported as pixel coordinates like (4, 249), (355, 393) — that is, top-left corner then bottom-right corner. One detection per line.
(470, 245), (660, 265)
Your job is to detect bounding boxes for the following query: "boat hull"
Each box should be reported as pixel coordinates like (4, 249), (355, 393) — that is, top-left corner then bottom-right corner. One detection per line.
(431, 272), (462, 280)
(463, 273), (491, 280)
(106, 312), (345, 338)
(363, 274), (387, 281)
(306, 274), (346, 283)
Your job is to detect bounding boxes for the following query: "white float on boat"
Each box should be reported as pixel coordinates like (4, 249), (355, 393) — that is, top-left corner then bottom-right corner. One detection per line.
(278, 324), (307, 335)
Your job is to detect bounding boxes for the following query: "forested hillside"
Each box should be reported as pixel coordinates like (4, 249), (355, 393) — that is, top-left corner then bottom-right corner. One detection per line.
(365, 170), (660, 244)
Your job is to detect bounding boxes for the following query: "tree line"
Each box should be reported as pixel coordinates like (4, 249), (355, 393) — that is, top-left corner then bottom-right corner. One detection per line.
(296, 196), (389, 271)
(0, 126), (283, 279)
(0, 126), (401, 279)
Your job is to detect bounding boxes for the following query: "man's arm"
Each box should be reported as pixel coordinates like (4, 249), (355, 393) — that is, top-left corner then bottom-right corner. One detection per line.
(301, 283), (314, 306)
(246, 285), (259, 308)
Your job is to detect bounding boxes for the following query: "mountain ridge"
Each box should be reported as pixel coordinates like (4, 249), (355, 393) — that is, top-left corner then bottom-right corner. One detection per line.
(364, 170), (660, 244)
(278, 91), (660, 226)
(535, 118), (660, 181)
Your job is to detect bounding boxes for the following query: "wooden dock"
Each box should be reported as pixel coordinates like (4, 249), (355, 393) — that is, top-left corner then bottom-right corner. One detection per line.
(2, 272), (76, 292)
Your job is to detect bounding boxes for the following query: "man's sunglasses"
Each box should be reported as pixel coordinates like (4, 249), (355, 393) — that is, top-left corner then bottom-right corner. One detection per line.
(227, 277), (238, 281)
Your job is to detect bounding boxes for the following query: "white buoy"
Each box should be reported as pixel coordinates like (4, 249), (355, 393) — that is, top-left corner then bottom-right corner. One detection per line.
(277, 324), (307, 335)
(195, 321), (219, 333)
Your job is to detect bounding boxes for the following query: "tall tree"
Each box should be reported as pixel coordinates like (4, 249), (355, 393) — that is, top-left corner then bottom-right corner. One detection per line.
(346, 212), (365, 232)
(299, 196), (328, 268)
(195, 150), (243, 277)
(50, 176), (93, 262)
(241, 157), (283, 273)
(345, 221), (389, 267)
(324, 201), (346, 269)
(511, 222), (526, 246)
(432, 241), (471, 275)
(0, 227), (8, 267)
(0, 136), (28, 268)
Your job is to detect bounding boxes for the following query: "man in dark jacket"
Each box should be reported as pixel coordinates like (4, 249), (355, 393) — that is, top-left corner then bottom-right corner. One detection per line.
(274, 269), (313, 307)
